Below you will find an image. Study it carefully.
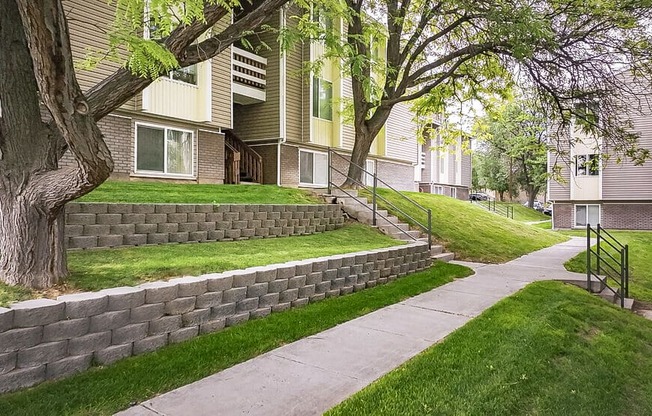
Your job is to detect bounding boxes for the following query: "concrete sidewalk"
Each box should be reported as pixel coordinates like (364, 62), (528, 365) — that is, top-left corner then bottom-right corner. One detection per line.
(117, 238), (587, 416)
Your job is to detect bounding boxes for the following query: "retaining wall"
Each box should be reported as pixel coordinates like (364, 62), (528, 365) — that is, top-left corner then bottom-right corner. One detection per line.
(65, 203), (344, 249)
(0, 242), (431, 393)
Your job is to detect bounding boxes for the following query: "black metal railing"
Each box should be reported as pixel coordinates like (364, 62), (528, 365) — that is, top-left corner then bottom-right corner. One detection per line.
(471, 197), (514, 219)
(586, 224), (629, 307)
(327, 149), (432, 249)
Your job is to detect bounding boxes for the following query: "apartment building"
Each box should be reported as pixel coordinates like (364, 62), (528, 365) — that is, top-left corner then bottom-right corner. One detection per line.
(417, 134), (472, 200)
(65, 1), (471, 196)
(548, 93), (652, 230)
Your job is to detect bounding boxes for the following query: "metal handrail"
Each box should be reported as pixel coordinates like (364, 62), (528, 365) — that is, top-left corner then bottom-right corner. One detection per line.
(328, 149), (432, 248)
(587, 224), (629, 307)
(329, 150), (429, 214)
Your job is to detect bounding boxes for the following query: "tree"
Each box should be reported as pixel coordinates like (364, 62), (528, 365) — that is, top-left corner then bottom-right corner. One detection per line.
(316, 0), (652, 187)
(474, 99), (548, 207)
(0, 0), (292, 288)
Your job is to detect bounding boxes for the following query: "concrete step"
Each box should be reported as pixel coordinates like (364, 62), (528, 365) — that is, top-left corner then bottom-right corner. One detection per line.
(388, 230), (422, 240)
(430, 245), (444, 255)
(559, 276), (606, 293)
(620, 298), (635, 310)
(598, 286), (618, 303)
(330, 189), (359, 198)
(432, 252), (455, 262)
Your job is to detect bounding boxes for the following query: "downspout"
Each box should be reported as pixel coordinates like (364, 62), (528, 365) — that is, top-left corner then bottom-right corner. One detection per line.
(277, 4), (288, 186)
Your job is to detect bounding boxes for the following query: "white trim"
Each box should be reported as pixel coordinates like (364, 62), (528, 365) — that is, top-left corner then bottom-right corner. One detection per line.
(108, 113), (133, 120)
(573, 203), (601, 228)
(198, 128), (222, 134)
(279, 7), (287, 140)
(134, 121), (195, 178)
(298, 148), (329, 187)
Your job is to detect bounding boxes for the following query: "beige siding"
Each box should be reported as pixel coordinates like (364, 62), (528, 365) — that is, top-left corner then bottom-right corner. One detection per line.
(340, 78), (355, 150)
(211, 16), (233, 128)
(461, 150), (472, 188)
(385, 103), (418, 163)
(285, 39), (305, 141)
(301, 40), (312, 143)
(602, 103), (652, 200)
(233, 14), (281, 140)
(548, 143), (571, 200)
(66, 0), (135, 110)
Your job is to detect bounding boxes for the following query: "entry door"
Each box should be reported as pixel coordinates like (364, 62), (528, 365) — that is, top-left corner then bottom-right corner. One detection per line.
(364, 159), (376, 186)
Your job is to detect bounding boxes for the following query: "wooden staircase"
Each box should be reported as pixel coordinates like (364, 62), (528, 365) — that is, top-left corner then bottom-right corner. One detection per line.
(224, 131), (263, 184)
(326, 189), (455, 262)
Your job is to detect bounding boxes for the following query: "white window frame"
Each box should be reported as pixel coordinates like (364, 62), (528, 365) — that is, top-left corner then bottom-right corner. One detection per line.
(574, 204), (600, 228)
(574, 154), (600, 176)
(299, 149), (329, 187)
(134, 122), (195, 179)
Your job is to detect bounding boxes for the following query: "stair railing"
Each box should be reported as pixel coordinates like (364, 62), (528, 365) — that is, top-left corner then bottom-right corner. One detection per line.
(327, 149), (432, 249)
(225, 131), (263, 183)
(224, 141), (241, 184)
(471, 197), (514, 219)
(586, 224), (629, 307)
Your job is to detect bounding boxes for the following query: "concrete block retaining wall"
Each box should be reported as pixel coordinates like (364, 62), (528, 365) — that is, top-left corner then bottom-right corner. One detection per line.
(0, 242), (431, 393)
(65, 203), (344, 249)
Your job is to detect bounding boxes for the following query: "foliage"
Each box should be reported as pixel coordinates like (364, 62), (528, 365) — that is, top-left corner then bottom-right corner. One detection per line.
(0, 263), (472, 415)
(305, 0), (652, 184)
(473, 98), (549, 204)
(328, 281), (652, 415)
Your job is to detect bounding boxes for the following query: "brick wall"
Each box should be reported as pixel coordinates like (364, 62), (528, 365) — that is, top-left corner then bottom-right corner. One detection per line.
(60, 115), (133, 179)
(602, 203), (652, 230)
(280, 145), (299, 187)
(197, 131), (225, 184)
(376, 160), (417, 192)
(65, 203), (345, 250)
(0, 242), (432, 393)
(552, 203), (573, 229)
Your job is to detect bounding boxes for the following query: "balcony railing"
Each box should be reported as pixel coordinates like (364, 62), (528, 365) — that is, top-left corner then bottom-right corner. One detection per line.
(232, 47), (267, 105)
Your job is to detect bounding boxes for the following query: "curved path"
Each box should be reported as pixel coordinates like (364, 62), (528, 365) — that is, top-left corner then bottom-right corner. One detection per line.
(117, 238), (587, 416)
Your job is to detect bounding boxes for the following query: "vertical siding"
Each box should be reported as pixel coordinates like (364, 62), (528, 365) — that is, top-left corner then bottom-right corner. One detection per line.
(385, 103), (418, 163)
(66, 0), (135, 110)
(340, 78), (356, 150)
(232, 14), (281, 140)
(301, 39), (312, 143)
(548, 143), (571, 200)
(211, 15), (233, 128)
(461, 148), (472, 188)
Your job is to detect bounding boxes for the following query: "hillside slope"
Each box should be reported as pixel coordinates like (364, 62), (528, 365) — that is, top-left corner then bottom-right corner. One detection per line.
(365, 189), (567, 263)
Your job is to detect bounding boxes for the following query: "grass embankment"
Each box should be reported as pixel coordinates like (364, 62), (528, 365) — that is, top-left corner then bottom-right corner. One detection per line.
(564, 230), (652, 303)
(329, 281), (652, 416)
(0, 224), (400, 306)
(362, 189), (566, 263)
(0, 263), (473, 415)
(495, 202), (550, 222)
(78, 181), (321, 204)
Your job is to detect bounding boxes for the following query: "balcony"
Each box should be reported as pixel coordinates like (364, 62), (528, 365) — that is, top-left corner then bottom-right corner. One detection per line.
(232, 47), (267, 105)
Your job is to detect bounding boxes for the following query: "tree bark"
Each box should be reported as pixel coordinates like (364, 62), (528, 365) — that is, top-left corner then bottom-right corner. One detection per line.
(343, 130), (375, 188)
(0, 194), (66, 288)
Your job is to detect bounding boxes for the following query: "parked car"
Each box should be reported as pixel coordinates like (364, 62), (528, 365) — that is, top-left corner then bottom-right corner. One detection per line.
(469, 193), (489, 201)
(543, 205), (552, 216)
(523, 200), (544, 211)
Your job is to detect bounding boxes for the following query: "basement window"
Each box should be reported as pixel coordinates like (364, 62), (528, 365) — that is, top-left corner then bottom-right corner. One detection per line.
(575, 204), (600, 227)
(136, 123), (194, 176)
(299, 150), (328, 186)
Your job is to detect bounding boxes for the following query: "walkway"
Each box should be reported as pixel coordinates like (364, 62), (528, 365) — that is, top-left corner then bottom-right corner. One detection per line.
(117, 238), (587, 416)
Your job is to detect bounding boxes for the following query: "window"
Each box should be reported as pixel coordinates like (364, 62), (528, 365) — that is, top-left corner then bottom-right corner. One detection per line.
(168, 65), (197, 85)
(433, 185), (443, 195)
(575, 204), (600, 227)
(299, 150), (328, 186)
(450, 187), (457, 199)
(312, 7), (332, 35)
(575, 154), (599, 176)
(312, 77), (333, 120)
(136, 124), (193, 176)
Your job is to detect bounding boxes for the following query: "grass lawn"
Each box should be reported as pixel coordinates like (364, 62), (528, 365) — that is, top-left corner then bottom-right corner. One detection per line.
(564, 230), (652, 304)
(328, 281), (652, 416)
(0, 223), (400, 306)
(361, 189), (566, 263)
(532, 220), (552, 229)
(0, 263), (473, 416)
(77, 181), (321, 204)
(496, 202), (551, 222)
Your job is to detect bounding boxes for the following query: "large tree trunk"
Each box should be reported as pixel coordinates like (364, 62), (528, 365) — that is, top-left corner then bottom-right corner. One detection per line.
(0, 194), (67, 288)
(342, 130), (375, 188)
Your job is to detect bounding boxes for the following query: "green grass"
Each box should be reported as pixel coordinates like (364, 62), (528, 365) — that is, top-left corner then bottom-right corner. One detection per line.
(0, 263), (473, 415)
(497, 202), (551, 222)
(0, 224), (400, 306)
(328, 281), (652, 416)
(361, 189), (566, 263)
(564, 230), (652, 303)
(77, 181), (321, 204)
(532, 220), (552, 229)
